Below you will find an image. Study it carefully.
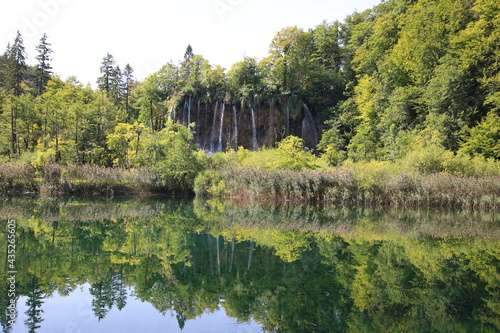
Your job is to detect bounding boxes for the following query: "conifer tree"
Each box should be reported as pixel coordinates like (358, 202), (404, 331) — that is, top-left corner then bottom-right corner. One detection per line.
(35, 33), (53, 95)
(110, 65), (123, 104)
(7, 31), (27, 96)
(97, 53), (116, 93)
(123, 64), (134, 117)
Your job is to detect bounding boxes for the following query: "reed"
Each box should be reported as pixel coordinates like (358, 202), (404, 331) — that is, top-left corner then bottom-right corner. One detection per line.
(195, 166), (500, 210)
(0, 163), (170, 196)
(0, 163), (37, 193)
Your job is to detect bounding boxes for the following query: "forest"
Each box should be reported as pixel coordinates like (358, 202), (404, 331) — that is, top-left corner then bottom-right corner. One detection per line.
(0, 0), (499, 200)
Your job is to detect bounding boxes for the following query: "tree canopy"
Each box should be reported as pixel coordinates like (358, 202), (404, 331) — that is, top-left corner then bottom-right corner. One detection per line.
(0, 0), (498, 171)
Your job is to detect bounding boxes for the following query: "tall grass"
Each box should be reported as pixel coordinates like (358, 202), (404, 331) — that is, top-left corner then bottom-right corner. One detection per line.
(61, 165), (168, 195)
(0, 163), (170, 195)
(0, 164), (37, 193)
(195, 166), (499, 210)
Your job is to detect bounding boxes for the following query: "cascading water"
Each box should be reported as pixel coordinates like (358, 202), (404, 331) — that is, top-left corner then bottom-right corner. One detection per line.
(196, 99), (201, 142)
(232, 105), (238, 149)
(302, 103), (319, 149)
(269, 97), (274, 132)
(210, 101), (219, 153)
(218, 103), (225, 152)
(251, 108), (258, 151)
(187, 96), (192, 126)
(183, 99), (188, 125)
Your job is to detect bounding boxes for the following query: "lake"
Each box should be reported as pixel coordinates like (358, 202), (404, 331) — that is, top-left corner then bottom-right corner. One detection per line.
(0, 196), (499, 332)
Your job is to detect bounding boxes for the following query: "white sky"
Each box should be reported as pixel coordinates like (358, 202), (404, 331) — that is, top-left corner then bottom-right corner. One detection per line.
(1, 0), (381, 87)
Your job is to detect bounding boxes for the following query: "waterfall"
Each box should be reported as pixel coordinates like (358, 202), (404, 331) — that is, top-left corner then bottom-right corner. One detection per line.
(210, 101), (219, 153)
(232, 105), (238, 149)
(218, 102), (225, 152)
(197, 99), (200, 130)
(196, 99), (201, 142)
(302, 103), (319, 149)
(183, 99), (188, 125)
(187, 96), (192, 126)
(251, 108), (258, 151)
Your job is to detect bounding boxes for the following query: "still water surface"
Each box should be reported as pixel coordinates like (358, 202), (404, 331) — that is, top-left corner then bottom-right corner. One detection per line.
(0, 196), (499, 332)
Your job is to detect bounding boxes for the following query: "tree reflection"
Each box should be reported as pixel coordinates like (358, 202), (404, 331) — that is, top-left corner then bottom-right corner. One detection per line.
(0, 196), (498, 332)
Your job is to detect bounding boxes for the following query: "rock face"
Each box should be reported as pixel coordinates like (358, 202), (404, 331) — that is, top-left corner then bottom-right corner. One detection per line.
(176, 97), (320, 153)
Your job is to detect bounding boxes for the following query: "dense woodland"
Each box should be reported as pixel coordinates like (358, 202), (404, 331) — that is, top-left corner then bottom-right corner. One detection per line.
(0, 0), (499, 194)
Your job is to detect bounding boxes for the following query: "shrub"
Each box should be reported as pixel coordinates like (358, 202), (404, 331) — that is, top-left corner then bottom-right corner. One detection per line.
(267, 136), (317, 170)
(402, 144), (500, 177)
(194, 169), (226, 197)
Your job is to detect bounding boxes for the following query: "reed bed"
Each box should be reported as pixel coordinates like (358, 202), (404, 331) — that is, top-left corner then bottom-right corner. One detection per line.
(196, 167), (500, 210)
(0, 164), (37, 193)
(0, 163), (170, 195)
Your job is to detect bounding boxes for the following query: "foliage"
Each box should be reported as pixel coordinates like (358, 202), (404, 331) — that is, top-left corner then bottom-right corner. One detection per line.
(130, 121), (204, 193)
(267, 136), (317, 170)
(1, 0), (500, 202)
(460, 111), (500, 160)
(317, 121), (347, 166)
(193, 169), (226, 197)
(402, 139), (500, 177)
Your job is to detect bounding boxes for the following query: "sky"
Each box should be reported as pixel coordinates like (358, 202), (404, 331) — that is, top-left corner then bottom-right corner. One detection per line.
(0, 0), (381, 87)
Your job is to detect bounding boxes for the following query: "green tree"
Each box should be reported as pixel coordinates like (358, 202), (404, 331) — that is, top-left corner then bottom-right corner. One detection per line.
(317, 120), (346, 166)
(6, 31), (28, 96)
(35, 33), (53, 95)
(106, 122), (139, 167)
(228, 57), (264, 104)
(136, 121), (203, 192)
(122, 64), (135, 119)
(268, 135), (316, 170)
(263, 26), (307, 95)
(97, 53), (116, 94)
(134, 66), (175, 131)
(460, 111), (500, 160)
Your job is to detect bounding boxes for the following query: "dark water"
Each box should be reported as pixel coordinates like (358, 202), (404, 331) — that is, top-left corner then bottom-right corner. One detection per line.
(0, 196), (499, 332)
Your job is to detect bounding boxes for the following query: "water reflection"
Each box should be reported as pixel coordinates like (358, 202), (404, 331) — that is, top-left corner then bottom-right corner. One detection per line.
(0, 196), (499, 332)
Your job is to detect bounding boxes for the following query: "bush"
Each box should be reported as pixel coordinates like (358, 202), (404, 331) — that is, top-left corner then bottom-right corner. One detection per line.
(235, 136), (321, 171)
(267, 136), (317, 170)
(402, 144), (500, 177)
(194, 169), (226, 197)
(135, 121), (205, 194)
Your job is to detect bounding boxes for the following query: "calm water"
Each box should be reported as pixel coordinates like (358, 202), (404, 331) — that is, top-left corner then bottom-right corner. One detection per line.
(0, 196), (499, 333)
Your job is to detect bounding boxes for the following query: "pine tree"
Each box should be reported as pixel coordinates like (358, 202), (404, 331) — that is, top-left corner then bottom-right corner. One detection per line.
(7, 31), (27, 96)
(110, 64), (123, 104)
(184, 44), (194, 64)
(2, 32), (28, 158)
(123, 64), (134, 118)
(35, 33), (53, 95)
(0, 44), (9, 89)
(97, 53), (116, 93)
